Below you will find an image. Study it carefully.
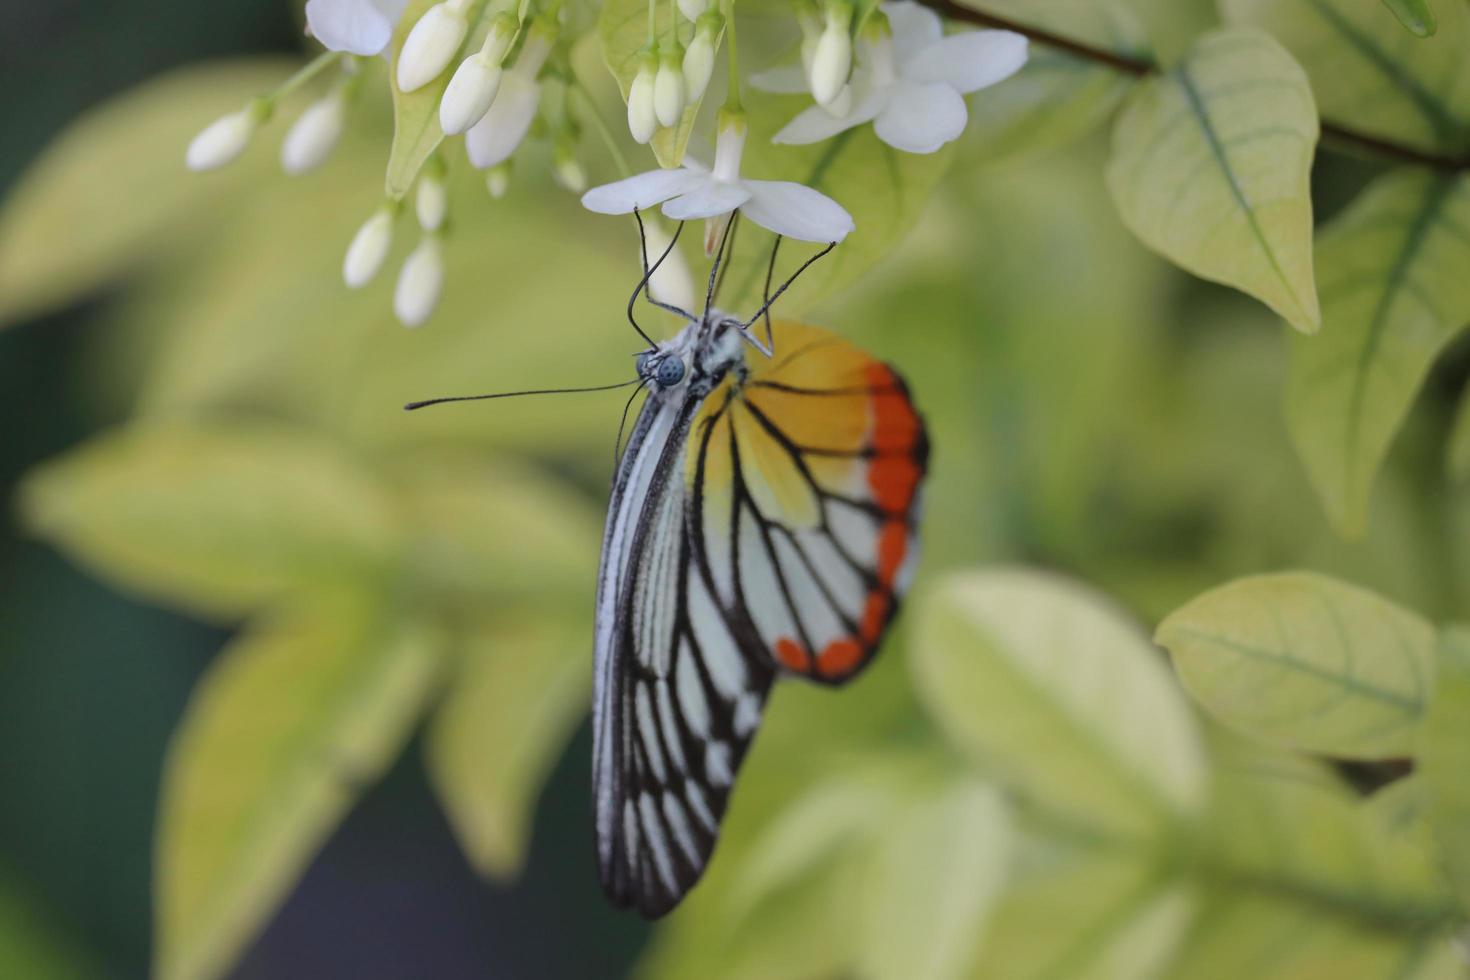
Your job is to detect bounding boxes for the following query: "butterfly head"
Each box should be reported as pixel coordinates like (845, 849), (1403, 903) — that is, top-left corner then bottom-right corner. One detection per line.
(636, 312), (748, 397)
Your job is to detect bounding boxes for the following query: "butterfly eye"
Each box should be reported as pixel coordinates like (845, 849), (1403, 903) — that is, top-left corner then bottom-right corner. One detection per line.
(656, 357), (686, 387)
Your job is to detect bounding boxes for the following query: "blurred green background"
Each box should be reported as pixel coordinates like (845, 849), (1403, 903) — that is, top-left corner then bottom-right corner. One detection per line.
(2, 0), (1468, 978)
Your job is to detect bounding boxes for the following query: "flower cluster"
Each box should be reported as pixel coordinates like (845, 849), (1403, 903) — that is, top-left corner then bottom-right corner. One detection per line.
(184, 0), (1026, 327)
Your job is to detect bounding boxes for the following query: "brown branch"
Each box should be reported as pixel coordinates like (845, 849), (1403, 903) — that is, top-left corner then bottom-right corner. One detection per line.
(919, 0), (1470, 173)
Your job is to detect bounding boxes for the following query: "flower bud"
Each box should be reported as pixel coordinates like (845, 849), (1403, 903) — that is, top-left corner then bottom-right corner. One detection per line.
(677, 0), (708, 22)
(395, 237), (445, 327)
(416, 174), (448, 232)
(280, 92), (346, 175)
(682, 14), (721, 103)
(553, 146), (587, 194)
(396, 0), (472, 93)
(441, 57), (503, 134)
(809, 1), (853, 107)
(485, 161), (512, 198)
(343, 207), (396, 288)
(186, 107), (259, 172)
(654, 44), (687, 129)
(627, 51), (658, 144)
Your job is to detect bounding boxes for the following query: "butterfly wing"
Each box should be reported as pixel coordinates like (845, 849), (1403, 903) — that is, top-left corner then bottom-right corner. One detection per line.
(593, 386), (775, 918)
(688, 320), (927, 683)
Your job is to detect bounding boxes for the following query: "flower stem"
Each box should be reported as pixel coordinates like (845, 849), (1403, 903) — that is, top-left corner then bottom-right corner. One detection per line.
(913, 0), (1470, 172)
(648, 0), (657, 46)
(572, 82), (633, 178)
(722, 0), (741, 111)
(271, 51), (345, 103)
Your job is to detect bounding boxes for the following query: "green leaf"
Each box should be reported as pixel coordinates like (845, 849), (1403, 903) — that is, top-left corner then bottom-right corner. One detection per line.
(1200, 733), (1455, 921)
(394, 453), (600, 602)
(1382, 0), (1438, 36)
(1220, 0), (1470, 153)
(424, 614), (589, 878)
(1156, 572), (1435, 759)
(155, 600), (443, 980)
(0, 60), (296, 327)
(387, 0), (487, 198)
(1106, 28), (1321, 333)
(858, 780), (1012, 980)
(1448, 384), (1470, 483)
(970, 849), (1192, 980)
(18, 421), (400, 619)
(910, 568), (1207, 839)
(956, 0), (1148, 165)
(1285, 170), (1470, 535)
(597, 0), (720, 167)
(1421, 625), (1470, 912)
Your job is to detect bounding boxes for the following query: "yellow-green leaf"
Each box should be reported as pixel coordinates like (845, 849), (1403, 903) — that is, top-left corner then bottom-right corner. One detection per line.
(1448, 383), (1470, 483)
(970, 849), (1192, 980)
(0, 884), (95, 980)
(910, 568), (1207, 839)
(1285, 170), (1470, 535)
(155, 600), (443, 980)
(1107, 28), (1321, 333)
(858, 780), (1012, 980)
(1382, 0), (1438, 36)
(387, 0), (488, 198)
(18, 421), (400, 619)
(1221, 0), (1470, 154)
(424, 614), (590, 878)
(1421, 626), (1470, 912)
(394, 453), (600, 603)
(0, 61), (295, 327)
(1156, 572), (1435, 759)
(597, 0), (720, 167)
(957, 0), (1149, 165)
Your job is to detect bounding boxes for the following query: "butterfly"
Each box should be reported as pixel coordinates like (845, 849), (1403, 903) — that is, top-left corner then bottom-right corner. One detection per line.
(592, 216), (930, 917)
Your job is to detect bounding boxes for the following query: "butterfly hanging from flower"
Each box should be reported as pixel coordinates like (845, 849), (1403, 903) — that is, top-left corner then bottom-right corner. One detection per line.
(407, 214), (928, 916)
(590, 218), (928, 916)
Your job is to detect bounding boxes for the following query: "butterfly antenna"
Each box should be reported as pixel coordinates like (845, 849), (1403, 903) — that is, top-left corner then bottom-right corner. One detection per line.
(404, 378), (642, 411)
(612, 380), (649, 471)
(710, 211), (741, 311)
(702, 211), (741, 320)
(760, 234), (783, 355)
(740, 240), (837, 331)
(630, 209), (696, 340)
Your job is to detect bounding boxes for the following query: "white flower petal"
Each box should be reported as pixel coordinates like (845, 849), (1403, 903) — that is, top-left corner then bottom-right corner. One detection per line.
(881, 1), (942, 62)
(906, 31), (1028, 93)
(740, 181), (854, 242)
(772, 88), (884, 145)
(581, 168), (707, 214)
(748, 64), (810, 94)
(306, 0), (395, 55)
(661, 180), (751, 221)
(873, 80), (967, 153)
(464, 74), (539, 168)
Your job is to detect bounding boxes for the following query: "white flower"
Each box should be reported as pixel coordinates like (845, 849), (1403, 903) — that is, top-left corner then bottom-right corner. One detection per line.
(395, 237), (445, 327)
(416, 173), (448, 231)
(306, 0), (410, 56)
(396, 0), (473, 93)
(644, 221), (696, 312)
(344, 207), (396, 287)
(581, 112), (854, 244)
(654, 45), (687, 129)
(465, 29), (552, 169)
(439, 14), (516, 135)
(809, 1), (854, 107)
(682, 13), (720, 104)
(280, 92), (347, 174)
(755, 1), (1028, 154)
(186, 108), (260, 171)
(485, 161), (512, 198)
(627, 53), (658, 144)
